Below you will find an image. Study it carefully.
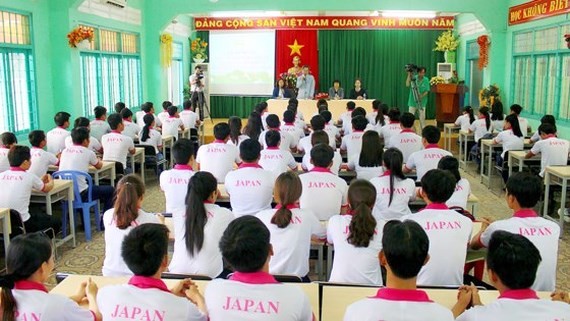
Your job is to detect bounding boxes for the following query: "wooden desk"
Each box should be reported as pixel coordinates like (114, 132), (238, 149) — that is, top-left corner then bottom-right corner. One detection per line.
(543, 165), (570, 229)
(179, 127), (190, 139)
(49, 162), (117, 187)
(128, 147), (145, 182)
(50, 274), (321, 321)
(0, 208), (11, 254)
(480, 139), (533, 188)
(507, 150), (541, 177)
(30, 179), (76, 248)
(267, 99), (374, 123)
(443, 123), (460, 153)
(162, 135), (175, 167)
(458, 130), (474, 170)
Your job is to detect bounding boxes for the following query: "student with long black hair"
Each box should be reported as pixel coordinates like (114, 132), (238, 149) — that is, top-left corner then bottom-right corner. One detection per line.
(380, 108), (402, 144)
(169, 171), (234, 278)
(327, 179), (383, 285)
(455, 106), (476, 131)
(469, 106), (492, 164)
(368, 99), (386, 131)
(493, 114), (524, 183)
(138, 113), (163, 154)
(0, 233), (102, 321)
(348, 130), (384, 180)
(242, 112), (263, 142)
(370, 148), (416, 221)
(491, 101), (505, 133)
(438, 156), (471, 210)
(227, 116), (249, 148)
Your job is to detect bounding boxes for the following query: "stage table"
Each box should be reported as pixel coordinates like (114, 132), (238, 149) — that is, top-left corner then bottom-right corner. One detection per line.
(267, 99), (374, 123)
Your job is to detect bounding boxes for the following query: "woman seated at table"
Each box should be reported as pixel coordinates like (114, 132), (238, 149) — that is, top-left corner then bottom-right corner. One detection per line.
(272, 78), (293, 99)
(349, 78), (368, 100)
(328, 80), (344, 100)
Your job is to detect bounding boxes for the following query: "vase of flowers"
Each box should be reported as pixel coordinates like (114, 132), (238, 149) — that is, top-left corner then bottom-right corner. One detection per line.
(434, 30), (459, 63)
(479, 84), (500, 107)
(67, 26), (94, 49)
(190, 37), (208, 63)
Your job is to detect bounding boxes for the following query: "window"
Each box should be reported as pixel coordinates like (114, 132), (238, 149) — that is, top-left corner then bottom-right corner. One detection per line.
(79, 25), (142, 117)
(167, 42), (183, 106)
(0, 10), (37, 134)
(511, 24), (570, 121)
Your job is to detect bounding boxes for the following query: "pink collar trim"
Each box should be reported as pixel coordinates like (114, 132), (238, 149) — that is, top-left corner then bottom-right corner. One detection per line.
(310, 166), (332, 173)
(267, 147), (280, 150)
(14, 280), (48, 293)
(128, 276), (170, 293)
(111, 130), (121, 134)
(275, 203), (299, 210)
(513, 209), (538, 218)
(389, 121), (399, 124)
(422, 203), (449, 211)
(239, 162), (262, 169)
(168, 116), (177, 119)
(269, 127), (281, 131)
(10, 167), (25, 172)
(284, 122), (295, 126)
(145, 112), (153, 115)
(57, 126), (66, 130)
(230, 271), (278, 284)
(174, 164), (193, 171)
(353, 130), (364, 133)
(214, 139), (225, 143)
(204, 200), (214, 204)
(544, 134), (557, 139)
(425, 144), (440, 149)
(372, 288), (432, 302)
(95, 118), (104, 121)
(401, 129), (415, 133)
(381, 170), (391, 177)
(499, 289), (539, 300)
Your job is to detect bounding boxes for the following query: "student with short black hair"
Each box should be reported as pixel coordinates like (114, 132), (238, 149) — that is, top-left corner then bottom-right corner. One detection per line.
(340, 115), (368, 164)
(114, 101), (126, 114)
(90, 105), (111, 141)
(338, 101), (357, 135)
(225, 139), (275, 217)
(259, 130), (297, 176)
(348, 130), (384, 180)
(196, 123), (240, 183)
(120, 107), (140, 140)
(169, 172), (234, 278)
(470, 172), (560, 291)
(0, 232), (102, 321)
(370, 148), (415, 221)
(64, 117), (103, 153)
(438, 156), (470, 209)
(47, 111), (71, 154)
(379, 108), (402, 144)
(157, 100), (173, 125)
(227, 116), (249, 148)
(258, 114), (296, 151)
(328, 180), (384, 285)
(510, 103), (530, 135)
(525, 123), (570, 177)
(343, 220), (455, 321)
(530, 114), (555, 143)
(457, 231), (570, 320)
(180, 100), (201, 130)
(402, 169), (473, 286)
(281, 110), (304, 146)
(257, 172), (325, 279)
(136, 101), (161, 127)
(299, 144), (348, 221)
(160, 138), (195, 214)
(455, 106), (476, 131)
(301, 130), (342, 174)
(162, 105), (185, 139)
(320, 109), (339, 141)
(98, 224), (207, 321)
(286, 104), (307, 131)
(28, 130), (58, 178)
(298, 114), (335, 153)
(0, 146), (57, 236)
(204, 216), (314, 320)
(102, 113), (136, 174)
(387, 112), (423, 161)
(0, 131), (17, 173)
(404, 125), (452, 181)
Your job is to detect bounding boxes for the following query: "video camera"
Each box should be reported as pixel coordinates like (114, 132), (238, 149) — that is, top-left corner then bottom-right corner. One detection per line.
(404, 63), (419, 73)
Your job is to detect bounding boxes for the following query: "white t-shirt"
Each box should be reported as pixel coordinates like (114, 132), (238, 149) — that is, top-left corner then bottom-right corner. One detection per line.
(297, 132), (335, 154)
(492, 118), (504, 133)
(98, 276), (206, 321)
(405, 146), (452, 181)
(518, 116), (529, 136)
(257, 208), (325, 277)
(136, 112), (161, 127)
(529, 136), (570, 176)
(456, 290), (570, 321)
(90, 119), (111, 141)
(0, 147), (9, 173)
(227, 135), (249, 148)
(379, 122), (402, 144)
(13, 282), (96, 321)
(169, 203), (234, 277)
(0, 169), (44, 222)
(402, 207), (473, 286)
(281, 123), (304, 146)
(340, 131), (365, 164)
(352, 164), (384, 181)
(530, 130), (540, 143)
(122, 120), (140, 140)
(102, 209), (160, 276)
(301, 151), (342, 175)
(493, 129), (524, 158)
(205, 273), (313, 321)
(327, 214), (384, 285)
(259, 130), (296, 151)
(324, 123), (340, 140)
(387, 130), (423, 162)
(299, 168), (348, 221)
(196, 141), (240, 183)
(259, 148), (297, 176)
(46, 127), (70, 154)
(454, 114), (472, 132)
(101, 131), (135, 168)
(344, 288), (454, 321)
(138, 128), (163, 154)
(64, 135), (102, 153)
(162, 117), (184, 139)
(59, 145), (99, 192)
(29, 147), (58, 178)
(446, 178), (471, 209)
(159, 165), (195, 214)
(370, 173), (416, 221)
(180, 110), (199, 129)
(469, 118), (492, 142)
(157, 111), (170, 125)
(339, 111), (353, 135)
(224, 165), (275, 217)
(479, 210), (560, 291)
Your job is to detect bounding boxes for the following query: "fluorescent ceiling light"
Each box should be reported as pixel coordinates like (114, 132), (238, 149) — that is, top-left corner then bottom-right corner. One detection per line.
(211, 11), (282, 18)
(381, 11), (437, 18)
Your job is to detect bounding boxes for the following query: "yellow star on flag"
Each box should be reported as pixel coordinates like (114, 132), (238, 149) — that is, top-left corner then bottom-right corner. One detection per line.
(288, 39), (304, 56)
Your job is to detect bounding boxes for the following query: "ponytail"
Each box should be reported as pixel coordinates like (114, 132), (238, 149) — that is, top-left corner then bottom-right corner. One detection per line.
(114, 175), (145, 229)
(228, 116), (242, 145)
(372, 100), (385, 126)
(506, 114), (523, 138)
(480, 107), (491, 131)
(465, 106), (475, 124)
(383, 148), (406, 206)
(271, 172), (302, 228)
(140, 114), (154, 142)
(347, 180), (377, 248)
(185, 172), (217, 256)
(0, 275), (16, 321)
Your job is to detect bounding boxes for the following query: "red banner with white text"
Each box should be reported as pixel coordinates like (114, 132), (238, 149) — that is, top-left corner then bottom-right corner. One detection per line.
(508, 0), (570, 25)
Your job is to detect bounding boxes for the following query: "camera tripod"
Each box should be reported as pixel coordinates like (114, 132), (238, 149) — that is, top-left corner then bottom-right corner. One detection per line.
(192, 88), (213, 124)
(410, 76), (423, 111)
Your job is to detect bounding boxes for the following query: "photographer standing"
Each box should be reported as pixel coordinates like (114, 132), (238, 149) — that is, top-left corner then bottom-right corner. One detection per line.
(406, 66), (430, 130)
(189, 65), (206, 120)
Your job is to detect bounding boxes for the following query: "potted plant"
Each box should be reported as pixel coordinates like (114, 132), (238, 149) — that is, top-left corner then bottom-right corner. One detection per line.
(67, 26), (94, 49)
(433, 30), (460, 63)
(190, 37), (208, 63)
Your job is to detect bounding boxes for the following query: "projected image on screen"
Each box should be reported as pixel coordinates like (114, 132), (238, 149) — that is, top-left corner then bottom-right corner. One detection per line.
(209, 30), (276, 96)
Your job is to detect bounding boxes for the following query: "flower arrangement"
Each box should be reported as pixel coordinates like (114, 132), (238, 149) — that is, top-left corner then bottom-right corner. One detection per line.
(160, 33), (173, 68)
(433, 30), (459, 52)
(430, 76), (446, 86)
(67, 26), (94, 48)
(279, 72), (297, 89)
(479, 84), (500, 106)
(477, 35), (490, 70)
(565, 34), (570, 49)
(190, 37), (208, 60)
(315, 93), (329, 100)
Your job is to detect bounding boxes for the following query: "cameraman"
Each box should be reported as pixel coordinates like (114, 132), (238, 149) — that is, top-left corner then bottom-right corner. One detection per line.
(189, 65), (206, 120)
(405, 66), (430, 129)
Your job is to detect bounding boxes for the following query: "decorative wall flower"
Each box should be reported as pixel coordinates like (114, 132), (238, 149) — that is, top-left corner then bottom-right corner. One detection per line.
(477, 35), (490, 70)
(67, 26), (94, 48)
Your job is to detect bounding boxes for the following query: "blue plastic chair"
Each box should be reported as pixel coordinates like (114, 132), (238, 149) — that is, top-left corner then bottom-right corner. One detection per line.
(53, 170), (101, 241)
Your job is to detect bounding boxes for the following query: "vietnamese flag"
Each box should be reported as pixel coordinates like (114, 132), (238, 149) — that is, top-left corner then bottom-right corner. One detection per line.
(275, 30), (319, 92)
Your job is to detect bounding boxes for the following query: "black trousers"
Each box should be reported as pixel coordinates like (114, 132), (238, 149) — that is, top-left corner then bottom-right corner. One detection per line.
(191, 91), (205, 120)
(24, 211), (61, 238)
